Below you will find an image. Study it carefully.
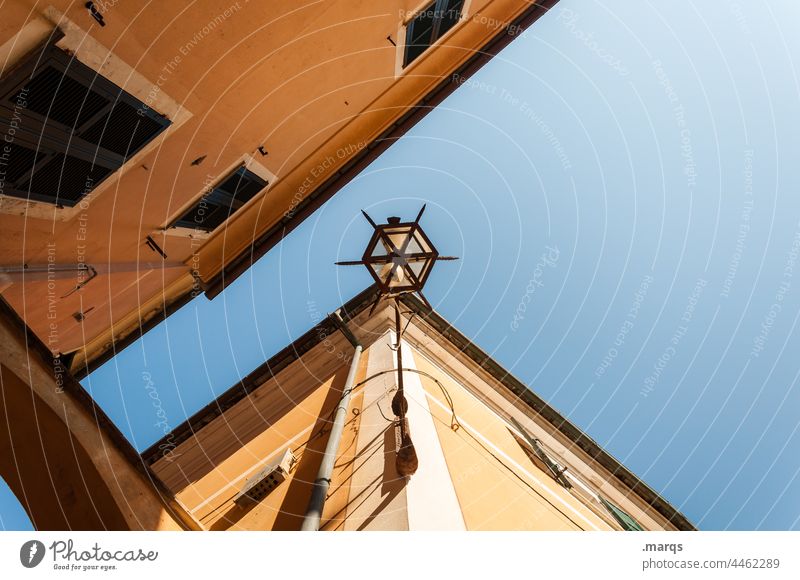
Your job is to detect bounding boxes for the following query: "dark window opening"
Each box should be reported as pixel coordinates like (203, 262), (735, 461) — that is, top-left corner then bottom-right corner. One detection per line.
(600, 497), (644, 531)
(0, 39), (170, 207)
(403, 0), (465, 67)
(172, 166), (268, 233)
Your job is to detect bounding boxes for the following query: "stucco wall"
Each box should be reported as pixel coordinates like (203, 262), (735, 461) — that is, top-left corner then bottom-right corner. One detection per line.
(0, 307), (184, 530)
(411, 350), (615, 530)
(146, 311), (678, 531)
(150, 335), (369, 530)
(0, 0), (537, 373)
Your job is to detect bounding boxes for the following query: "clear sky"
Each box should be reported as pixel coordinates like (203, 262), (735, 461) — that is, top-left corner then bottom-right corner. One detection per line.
(4, 0), (800, 531)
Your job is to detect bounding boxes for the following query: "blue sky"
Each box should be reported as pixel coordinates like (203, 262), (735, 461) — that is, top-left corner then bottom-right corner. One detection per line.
(4, 0), (800, 530)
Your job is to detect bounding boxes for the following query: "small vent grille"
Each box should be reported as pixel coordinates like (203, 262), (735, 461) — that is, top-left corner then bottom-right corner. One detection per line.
(233, 449), (296, 506)
(237, 470), (286, 504)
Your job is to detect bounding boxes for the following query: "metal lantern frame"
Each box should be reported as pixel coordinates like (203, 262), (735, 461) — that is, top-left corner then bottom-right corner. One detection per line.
(336, 205), (457, 312)
(362, 217), (438, 294)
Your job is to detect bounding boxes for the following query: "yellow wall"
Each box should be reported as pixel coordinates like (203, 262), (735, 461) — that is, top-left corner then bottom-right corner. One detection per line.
(180, 369), (347, 530)
(150, 332), (639, 530)
(412, 352), (615, 531)
(152, 344), (370, 530)
(321, 353), (369, 531)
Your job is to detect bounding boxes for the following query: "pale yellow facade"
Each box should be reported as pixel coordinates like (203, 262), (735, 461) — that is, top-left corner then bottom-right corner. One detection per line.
(144, 292), (693, 531)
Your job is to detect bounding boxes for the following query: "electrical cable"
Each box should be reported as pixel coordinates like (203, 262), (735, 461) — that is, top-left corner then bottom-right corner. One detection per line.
(296, 364), (579, 523)
(214, 363), (584, 529)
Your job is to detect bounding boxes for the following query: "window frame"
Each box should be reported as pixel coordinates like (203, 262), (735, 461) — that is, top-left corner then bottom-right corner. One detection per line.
(600, 497), (645, 531)
(0, 37), (170, 207)
(170, 165), (269, 233)
(509, 420), (573, 489)
(402, 0), (466, 68)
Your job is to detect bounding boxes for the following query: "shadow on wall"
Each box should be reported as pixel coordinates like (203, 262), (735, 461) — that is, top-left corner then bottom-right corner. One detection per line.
(208, 366), (352, 530)
(152, 364), (350, 495)
(209, 389), (408, 530)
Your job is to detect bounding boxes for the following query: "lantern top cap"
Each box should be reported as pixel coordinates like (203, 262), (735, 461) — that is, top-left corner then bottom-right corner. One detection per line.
(387, 216), (402, 225)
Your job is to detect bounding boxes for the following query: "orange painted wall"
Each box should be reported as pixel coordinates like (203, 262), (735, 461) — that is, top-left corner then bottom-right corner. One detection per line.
(0, 364), (129, 530)
(0, 309), (186, 530)
(0, 0), (536, 374)
(157, 348), (369, 530)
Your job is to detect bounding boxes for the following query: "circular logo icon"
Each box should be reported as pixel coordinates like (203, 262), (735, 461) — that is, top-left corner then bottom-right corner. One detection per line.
(19, 540), (45, 568)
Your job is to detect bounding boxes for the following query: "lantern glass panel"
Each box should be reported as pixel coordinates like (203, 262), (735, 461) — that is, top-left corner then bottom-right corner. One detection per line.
(409, 260), (425, 278)
(371, 240), (390, 257)
(418, 258), (433, 282)
(405, 235), (425, 255)
(412, 231), (433, 254)
(370, 262), (385, 278)
(377, 262), (407, 288)
(387, 234), (411, 252)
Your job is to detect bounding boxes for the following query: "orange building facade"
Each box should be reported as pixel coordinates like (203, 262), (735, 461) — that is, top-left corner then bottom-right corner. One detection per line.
(0, 0), (563, 529)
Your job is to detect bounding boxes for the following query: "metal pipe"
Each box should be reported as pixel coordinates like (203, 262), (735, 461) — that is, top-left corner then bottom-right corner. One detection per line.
(301, 313), (362, 531)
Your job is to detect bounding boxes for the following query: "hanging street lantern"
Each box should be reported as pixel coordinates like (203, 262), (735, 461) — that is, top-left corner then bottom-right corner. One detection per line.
(336, 205), (458, 477)
(336, 204), (457, 312)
